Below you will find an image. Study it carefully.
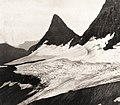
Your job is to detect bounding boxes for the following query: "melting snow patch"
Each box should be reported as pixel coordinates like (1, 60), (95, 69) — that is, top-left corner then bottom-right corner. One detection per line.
(18, 83), (32, 90)
(9, 82), (17, 86)
(114, 97), (120, 102)
(0, 82), (11, 88)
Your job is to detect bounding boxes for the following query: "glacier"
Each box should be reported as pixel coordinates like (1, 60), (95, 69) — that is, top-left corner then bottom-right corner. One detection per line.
(16, 58), (120, 104)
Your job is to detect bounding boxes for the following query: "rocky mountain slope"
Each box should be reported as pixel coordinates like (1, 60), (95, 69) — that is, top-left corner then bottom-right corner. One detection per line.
(0, 66), (45, 105)
(79, 0), (120, 50)
(4, 0), (120, 66)
(0, 43), (29, 65)
(2, 0), (120, 104)
(31, 14), (81, 52)
(7, 0), (120, 65)
(29, 81), (120, 105)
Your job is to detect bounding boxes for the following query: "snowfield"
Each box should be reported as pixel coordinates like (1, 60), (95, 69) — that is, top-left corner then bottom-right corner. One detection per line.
(16, 58), (120, 104)
(6, 33), (120, 65)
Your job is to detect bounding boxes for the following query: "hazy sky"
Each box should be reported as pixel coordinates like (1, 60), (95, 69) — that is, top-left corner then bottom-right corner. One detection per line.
(0, 0), (105, 46)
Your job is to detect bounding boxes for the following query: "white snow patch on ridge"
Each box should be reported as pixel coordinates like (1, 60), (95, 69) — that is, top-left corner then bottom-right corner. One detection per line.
(114, 97), (120, 102)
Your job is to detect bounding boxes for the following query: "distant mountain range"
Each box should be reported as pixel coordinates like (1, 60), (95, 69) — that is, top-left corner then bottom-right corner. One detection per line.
(18, 41), (38, 50)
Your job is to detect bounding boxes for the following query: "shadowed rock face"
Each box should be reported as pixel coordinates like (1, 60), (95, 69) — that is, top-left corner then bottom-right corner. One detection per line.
(29, 0), (120, 52)
(0, 43), (29, 65)
(79, 0), (120, 50)
(30, 14), (81, 52)
(0, 66), (41, 87)
(0, 66), (45, 105)
(30, 81), (120, 105)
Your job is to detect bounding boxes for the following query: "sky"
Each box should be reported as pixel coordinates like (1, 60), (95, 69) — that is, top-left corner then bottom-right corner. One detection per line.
(0, 0), (105, 46)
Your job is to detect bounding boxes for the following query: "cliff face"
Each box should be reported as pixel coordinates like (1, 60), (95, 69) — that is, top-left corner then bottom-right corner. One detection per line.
(31, 14), (81, 52)
(80, 0), (120, 50)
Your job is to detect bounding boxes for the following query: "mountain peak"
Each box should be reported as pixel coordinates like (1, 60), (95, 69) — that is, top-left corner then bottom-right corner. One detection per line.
(53, 14), (60, 19)
(49, 14), (67, 32)
(31, 14), (81, 52)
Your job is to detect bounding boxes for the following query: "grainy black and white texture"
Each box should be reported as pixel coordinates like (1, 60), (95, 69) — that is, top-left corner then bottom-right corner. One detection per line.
(1, 0), (120, 105)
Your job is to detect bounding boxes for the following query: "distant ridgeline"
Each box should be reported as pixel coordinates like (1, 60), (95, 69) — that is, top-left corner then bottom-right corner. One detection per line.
(0, 43), (30, 65)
